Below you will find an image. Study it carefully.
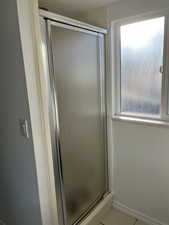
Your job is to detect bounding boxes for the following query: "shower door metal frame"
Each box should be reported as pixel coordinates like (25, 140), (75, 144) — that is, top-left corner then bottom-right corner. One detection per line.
(40, 9), (108, 225)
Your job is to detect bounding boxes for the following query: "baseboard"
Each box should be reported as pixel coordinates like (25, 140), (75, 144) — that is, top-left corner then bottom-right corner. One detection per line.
(80, 192), (113, 225)
(113, 200), (168, 225)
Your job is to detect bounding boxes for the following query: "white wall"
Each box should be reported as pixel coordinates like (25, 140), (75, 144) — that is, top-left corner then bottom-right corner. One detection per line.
(77, 0), (169, 224)
(75, 0), (169, 27)
(74, 7), (108, 28)
(107, 0), (169, 22)
(113, 121), (169, 224)
(109, 1), (169, 224)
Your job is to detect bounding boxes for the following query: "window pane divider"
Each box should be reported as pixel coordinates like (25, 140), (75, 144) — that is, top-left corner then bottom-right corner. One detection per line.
(112, 114), (169, 128)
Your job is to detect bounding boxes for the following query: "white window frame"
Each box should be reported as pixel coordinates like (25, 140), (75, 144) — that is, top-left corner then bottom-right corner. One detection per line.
(111, 9), (169, 126)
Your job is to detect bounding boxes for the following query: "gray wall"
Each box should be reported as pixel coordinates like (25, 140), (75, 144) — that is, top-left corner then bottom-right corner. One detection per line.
(0, 1), (42, 225)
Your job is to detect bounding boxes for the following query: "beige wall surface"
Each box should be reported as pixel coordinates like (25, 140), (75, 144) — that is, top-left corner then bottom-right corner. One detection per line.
(108, 1), (169, 224)
(107, 0), (169, 22)
(74, 7), (108, 28)
(113, 121), (169, 224)
(75, 0), (169, 27)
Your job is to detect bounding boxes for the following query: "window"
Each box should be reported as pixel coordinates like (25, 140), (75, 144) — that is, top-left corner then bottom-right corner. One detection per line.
(113, 14), (169, 123)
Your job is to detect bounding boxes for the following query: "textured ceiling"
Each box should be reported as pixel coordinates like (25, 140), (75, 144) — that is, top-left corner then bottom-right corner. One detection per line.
(39, 0), (118, 13)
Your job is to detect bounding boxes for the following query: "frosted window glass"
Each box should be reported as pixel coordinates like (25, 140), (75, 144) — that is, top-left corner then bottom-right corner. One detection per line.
(120, 17), (165, 118)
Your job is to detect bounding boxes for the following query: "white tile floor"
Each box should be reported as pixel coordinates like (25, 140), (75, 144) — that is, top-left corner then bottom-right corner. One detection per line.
(97, 207), (147, 225)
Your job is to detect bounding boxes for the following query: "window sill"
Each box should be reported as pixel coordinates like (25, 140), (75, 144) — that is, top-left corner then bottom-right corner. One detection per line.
(112, 114), (169, 128)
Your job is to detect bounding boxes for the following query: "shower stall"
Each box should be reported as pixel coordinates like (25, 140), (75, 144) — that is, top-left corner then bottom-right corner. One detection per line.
(40, 10), (108, 225)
